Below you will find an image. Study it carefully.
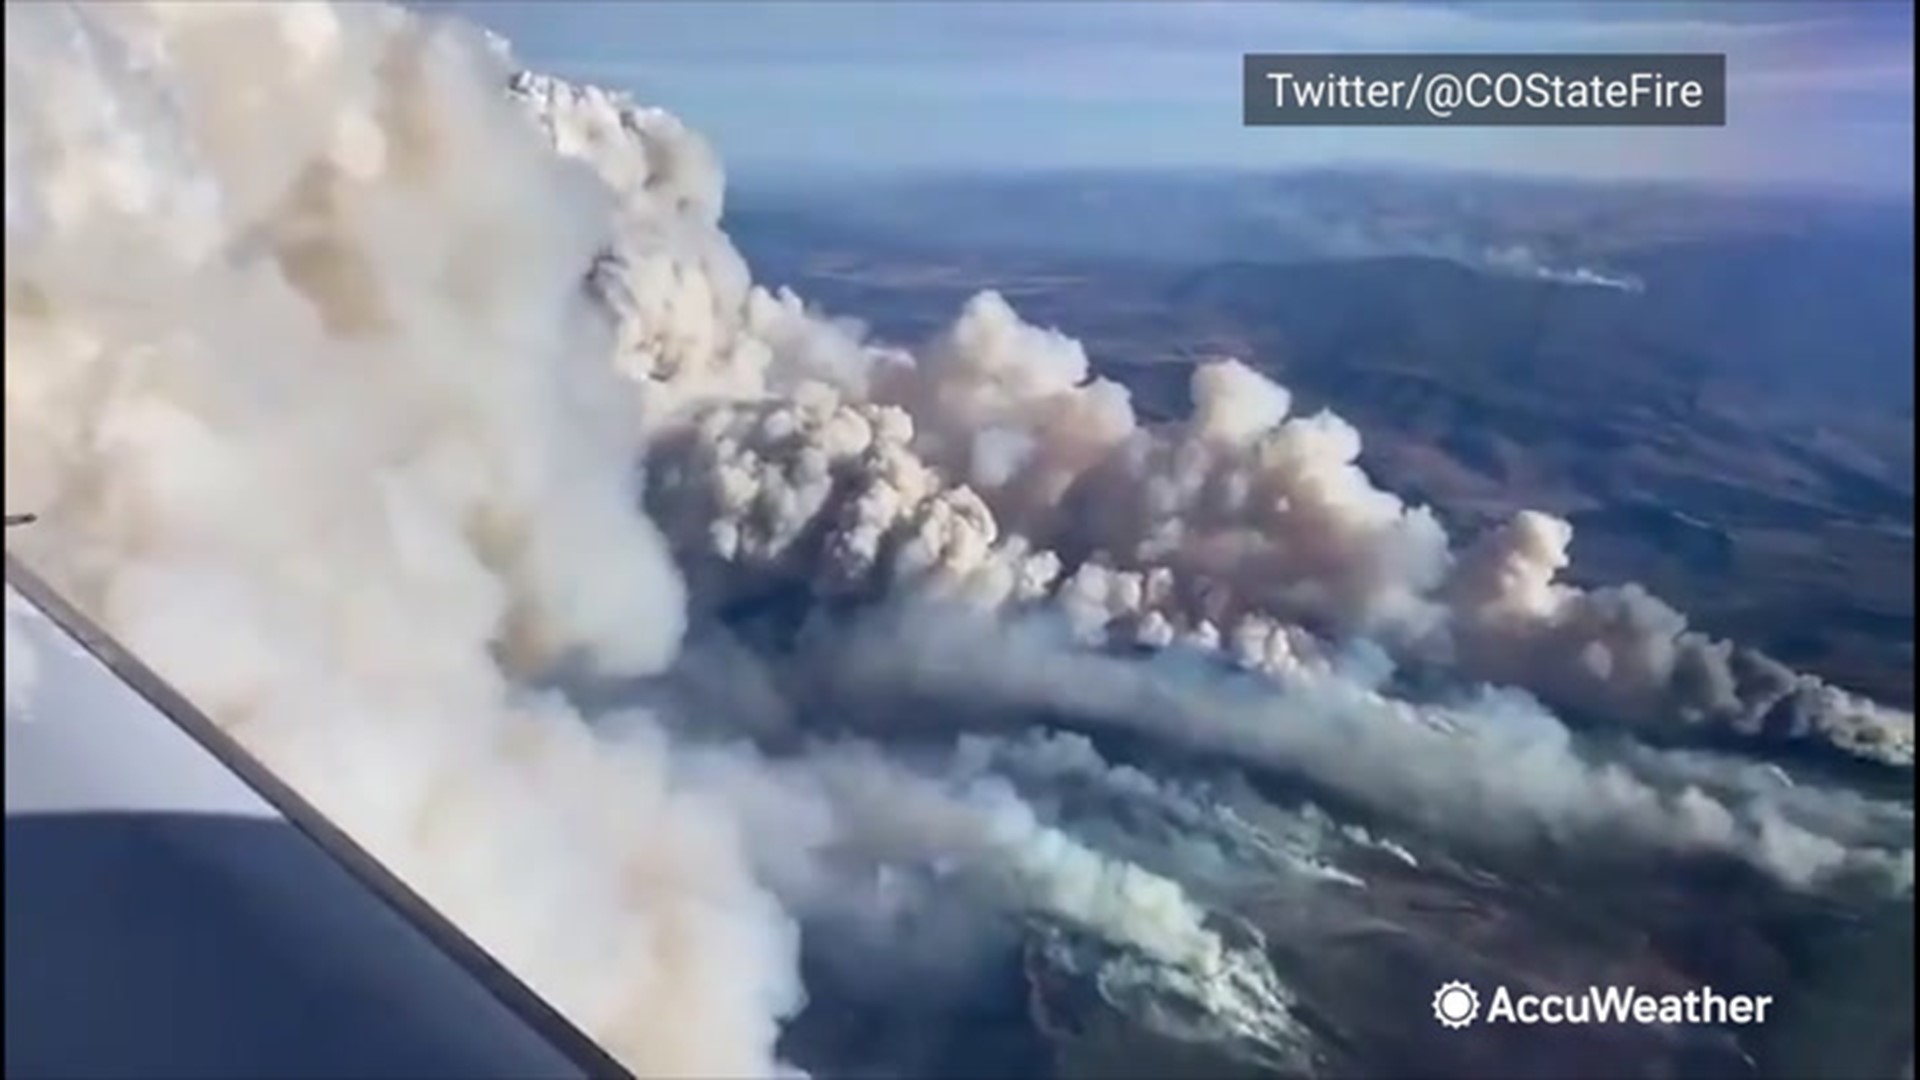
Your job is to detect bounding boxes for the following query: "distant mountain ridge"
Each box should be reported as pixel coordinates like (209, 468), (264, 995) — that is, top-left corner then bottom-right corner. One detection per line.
(1164, 229), (1915, 417)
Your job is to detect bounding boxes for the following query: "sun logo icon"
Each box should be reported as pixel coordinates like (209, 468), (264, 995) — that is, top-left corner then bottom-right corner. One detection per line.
(1432, 981), (1480, 1029)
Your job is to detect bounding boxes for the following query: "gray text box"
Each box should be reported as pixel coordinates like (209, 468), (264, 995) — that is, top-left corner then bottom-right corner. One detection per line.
(1243, 54), (1726, 127)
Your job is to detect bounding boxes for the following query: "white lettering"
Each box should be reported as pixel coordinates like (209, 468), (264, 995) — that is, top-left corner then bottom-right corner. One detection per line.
(1464, 71), (1491, 109)
(1265, 72), (1293, 107)
(1458, 982), (1772, 1027)
(1590, 984), (1636, 1023)
(1443, 976), (1774, 1022)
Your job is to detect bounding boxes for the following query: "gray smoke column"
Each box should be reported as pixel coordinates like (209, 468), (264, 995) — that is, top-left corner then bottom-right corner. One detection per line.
(605, 285), (1909, 766)
(1448, 511), (1912, 764)
(510, 67), (1908, 766)
(514, 64), (1910, 765)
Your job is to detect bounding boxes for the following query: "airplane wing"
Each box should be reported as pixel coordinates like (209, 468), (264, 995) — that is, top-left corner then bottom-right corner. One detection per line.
(4, 554), (628, 1079)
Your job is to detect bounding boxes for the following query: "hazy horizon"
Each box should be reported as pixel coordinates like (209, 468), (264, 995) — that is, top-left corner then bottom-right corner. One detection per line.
(432, 0), (1915, 199)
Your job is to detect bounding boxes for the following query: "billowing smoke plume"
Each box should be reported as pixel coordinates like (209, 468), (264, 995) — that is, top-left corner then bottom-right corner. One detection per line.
(5, 4), (1912, 1078)
(1448, 511), (1912, 762)
(4, 5), (796, 1073)
(612, 238), (1909, 766)
(525, 91), (1909, 767)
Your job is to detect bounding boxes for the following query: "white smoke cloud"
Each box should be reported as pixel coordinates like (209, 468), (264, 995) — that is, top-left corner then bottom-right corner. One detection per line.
(1481, 244), (1645, 292)
(806, 598), (1913, 895)
(6, 4), (1911, 1077)
(4, 4), (793, 1073)
(676, 732), (1322, 1066)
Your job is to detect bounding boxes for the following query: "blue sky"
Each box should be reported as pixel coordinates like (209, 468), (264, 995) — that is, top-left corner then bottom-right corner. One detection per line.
(435, 1), (1915, 196)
